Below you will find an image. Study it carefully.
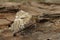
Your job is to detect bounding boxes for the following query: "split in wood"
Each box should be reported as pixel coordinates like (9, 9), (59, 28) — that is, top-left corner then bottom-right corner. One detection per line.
(40, 13), (60, 19)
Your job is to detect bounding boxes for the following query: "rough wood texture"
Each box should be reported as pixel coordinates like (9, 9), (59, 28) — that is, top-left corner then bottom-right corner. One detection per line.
(0, 2), (60, 40)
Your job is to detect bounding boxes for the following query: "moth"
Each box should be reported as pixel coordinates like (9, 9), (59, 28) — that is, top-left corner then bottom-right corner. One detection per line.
(9, 10), (33, 36)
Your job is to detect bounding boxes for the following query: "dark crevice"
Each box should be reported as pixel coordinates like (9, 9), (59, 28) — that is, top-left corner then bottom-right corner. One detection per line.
(0, 8), (20, 13)
(8, 21), (14, 28)
(0, 7), (5, 10)
(37, 19), (49, 23)
(8, 25), (11, 27)
(47, 39), (50, 40)
(13, 33), (17, 37)
(43, 13), (60, 18)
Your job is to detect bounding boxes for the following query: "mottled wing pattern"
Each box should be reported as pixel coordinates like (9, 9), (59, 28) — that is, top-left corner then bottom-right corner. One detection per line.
(9, 10), (32, 34)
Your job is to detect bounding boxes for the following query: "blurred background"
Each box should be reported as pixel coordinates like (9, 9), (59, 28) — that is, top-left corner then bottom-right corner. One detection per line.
(0, 0), (60, 4)
(0, 0), (44, 3)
